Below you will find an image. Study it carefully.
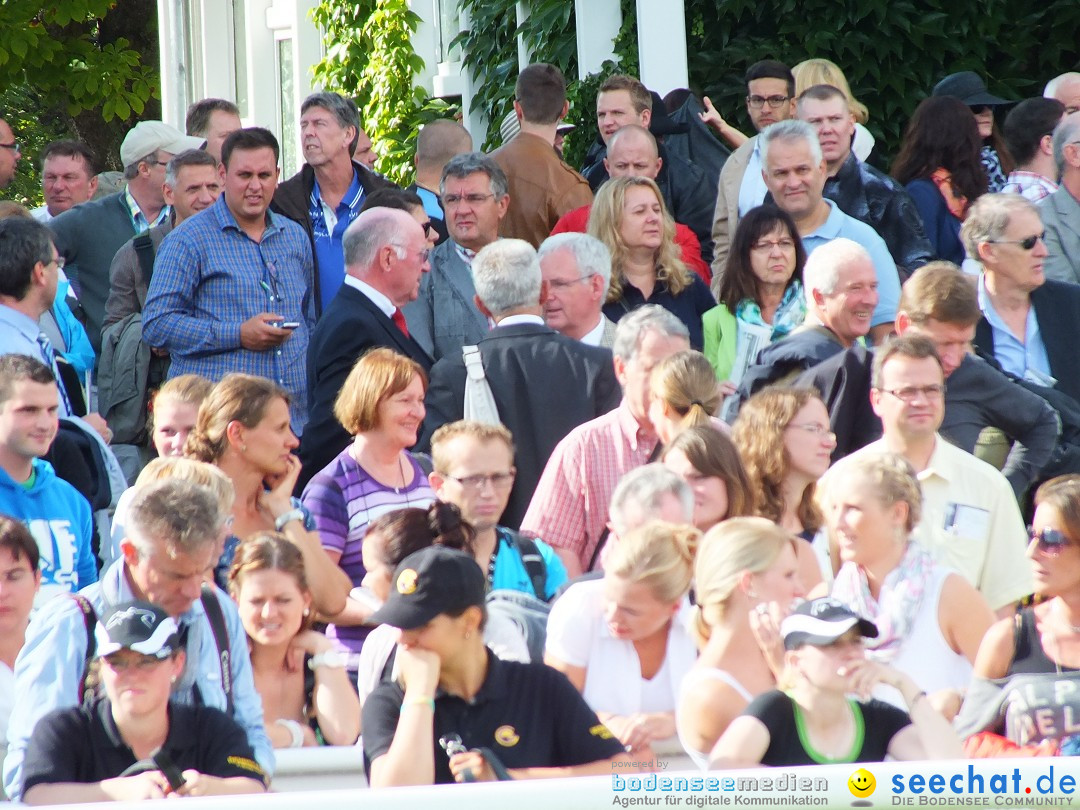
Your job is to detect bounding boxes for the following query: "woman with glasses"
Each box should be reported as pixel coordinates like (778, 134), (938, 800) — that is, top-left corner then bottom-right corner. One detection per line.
(818, 452), (993, 717)
(931, 71), (1014, 194)
(589, 176), (716, 350)
(710, 597), (962, 768)
(957, 474), (1080, 754)
(891, 96), (988, 264)
(545, 522), (699, 760)
(302, 348), (435, 678)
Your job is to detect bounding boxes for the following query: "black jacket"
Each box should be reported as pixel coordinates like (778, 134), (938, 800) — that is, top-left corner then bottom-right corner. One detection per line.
(737, 325), (846, 407)
(271, 161), (395, 315)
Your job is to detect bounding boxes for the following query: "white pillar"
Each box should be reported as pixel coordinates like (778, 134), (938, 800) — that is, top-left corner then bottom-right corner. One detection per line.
(574, 0), (621, 79)
(636, 0), (688, 95)
(516, 2), (532, 69)
(157, 0), (186, 128)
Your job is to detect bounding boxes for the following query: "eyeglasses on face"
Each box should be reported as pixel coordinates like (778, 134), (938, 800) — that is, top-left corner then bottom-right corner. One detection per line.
(987, 232), (1045, 251)
(751, 238), (796, 253)
(747, 95), (789, 109)
(880, 384), (946, 403)
(0, 141), (20, 152)
(547, 273), (597, 292)
(443, 193), (495, 206)
(443, 471), (516, 492)
(786, 422), (835, 439)
(1028, 527), (1075, 556)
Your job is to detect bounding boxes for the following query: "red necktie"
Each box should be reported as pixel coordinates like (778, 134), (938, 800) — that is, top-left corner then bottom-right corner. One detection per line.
(391, 308), (410, 338)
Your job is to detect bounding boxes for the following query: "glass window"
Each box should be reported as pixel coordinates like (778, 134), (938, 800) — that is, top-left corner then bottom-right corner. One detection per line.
(231, 0), (249, 117)
(277, 38), (297, 178)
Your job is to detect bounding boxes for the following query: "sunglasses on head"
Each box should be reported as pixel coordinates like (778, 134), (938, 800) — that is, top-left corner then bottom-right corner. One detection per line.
(1029, 527), (1074, 555)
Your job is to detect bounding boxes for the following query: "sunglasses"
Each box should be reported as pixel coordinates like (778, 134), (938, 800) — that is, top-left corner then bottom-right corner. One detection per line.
(988, 232), (1044, 251)
(1029, 527), (1075, 555)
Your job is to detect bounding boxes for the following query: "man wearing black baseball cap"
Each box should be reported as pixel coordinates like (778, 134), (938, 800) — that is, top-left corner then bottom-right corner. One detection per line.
(362, 545), (629, 786)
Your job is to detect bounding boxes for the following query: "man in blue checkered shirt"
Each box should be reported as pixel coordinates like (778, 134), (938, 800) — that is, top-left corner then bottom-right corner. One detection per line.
(143, 128), (315, 433)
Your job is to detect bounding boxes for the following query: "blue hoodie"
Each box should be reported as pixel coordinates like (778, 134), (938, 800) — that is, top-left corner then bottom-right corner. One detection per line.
(0, 459), (97, 591)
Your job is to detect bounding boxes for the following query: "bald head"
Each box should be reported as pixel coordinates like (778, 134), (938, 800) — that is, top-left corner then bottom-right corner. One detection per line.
(1046, 72), (1080, 114)
(416, 119), (473, 174)
(343, 207), (422, 274)
(604, 124), (662, 180)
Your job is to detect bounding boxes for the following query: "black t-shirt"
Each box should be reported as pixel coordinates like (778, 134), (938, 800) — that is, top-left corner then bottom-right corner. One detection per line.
(362, 650), (624, 784)
(20, 696), (267, 795)
(743, 690), (911, 766)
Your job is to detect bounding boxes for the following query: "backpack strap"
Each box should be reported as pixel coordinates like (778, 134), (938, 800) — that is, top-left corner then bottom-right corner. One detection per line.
(133, 233), (156, 286)
(200, 583), (233, 714)
(507, 530), (548, 601)
(73, 594), (97, 705)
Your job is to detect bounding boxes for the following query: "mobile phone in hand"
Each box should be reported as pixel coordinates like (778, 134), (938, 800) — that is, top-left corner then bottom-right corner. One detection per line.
(151, 747), (187, 791)
(279, 321), (301, 329)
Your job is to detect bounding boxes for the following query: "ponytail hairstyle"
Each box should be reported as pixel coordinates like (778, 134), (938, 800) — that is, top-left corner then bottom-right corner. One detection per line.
(365, 501), (476, 570)
(228, 531), (315, 633)
(185, 373), (289, 463)
(605, 520), (699, 605)
(649, 350), (722, 435)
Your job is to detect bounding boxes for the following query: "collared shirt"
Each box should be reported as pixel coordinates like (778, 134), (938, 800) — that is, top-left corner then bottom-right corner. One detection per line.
(520, 400), (657, 572)
(2, 558), (274, 800)
(579, 315), (606, 347)
(310, 172), (365, 312)
(976, 274), (1052, 383)
(495, 313), (545, 328)
(343, 274), (394, 317)
(454, 242), (477, 267)
(801, 199), (901, 328)
(852, 436), (1032, 611)
(1002, 171), (1058, 203)
(0, 305), (72, 417)
(142, 196), (315, 433)
(737, 138), (768, 216)
(30, 205), (52, 223)
(122, 188), (169, 234)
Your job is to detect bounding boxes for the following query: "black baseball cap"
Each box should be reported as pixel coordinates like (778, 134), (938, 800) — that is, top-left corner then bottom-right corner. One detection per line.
(932, 71), (1010, 107)
(368, 545), (486, 630)
(781, 597), (878, 651)
(94, 600), (183, 660)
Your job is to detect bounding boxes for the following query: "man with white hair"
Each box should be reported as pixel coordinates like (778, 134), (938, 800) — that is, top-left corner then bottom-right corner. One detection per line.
(1045, 72), (1080, 114)
(1037, 112), (1080, 286)
(420, 239), (619, 528)
(739, 237), (879, 399)
(760, 119), (899, 345)
(537, 233), (616, 347)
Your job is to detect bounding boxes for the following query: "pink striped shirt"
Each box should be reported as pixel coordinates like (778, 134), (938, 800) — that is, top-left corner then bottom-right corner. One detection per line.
(520, 400), (657, 572)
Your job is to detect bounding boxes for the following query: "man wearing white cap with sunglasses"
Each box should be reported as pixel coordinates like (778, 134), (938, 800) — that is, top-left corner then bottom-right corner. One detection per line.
(49, 120), (204, 355)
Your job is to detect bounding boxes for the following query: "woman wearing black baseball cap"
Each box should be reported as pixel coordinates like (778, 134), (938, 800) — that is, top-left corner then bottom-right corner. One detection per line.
(708, 597), (962, 767)
(361, 545), (629, 786)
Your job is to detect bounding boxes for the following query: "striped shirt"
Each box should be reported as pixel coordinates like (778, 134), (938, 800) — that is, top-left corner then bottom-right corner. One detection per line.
(520, 400), (657, 572)
(142, 195), (315, 432)
(301, 447), (434, 654)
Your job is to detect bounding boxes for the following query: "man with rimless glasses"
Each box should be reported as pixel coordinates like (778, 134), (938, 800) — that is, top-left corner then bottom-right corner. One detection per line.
(847, 334), (1032, 620)
(965, 192), (1080, 407)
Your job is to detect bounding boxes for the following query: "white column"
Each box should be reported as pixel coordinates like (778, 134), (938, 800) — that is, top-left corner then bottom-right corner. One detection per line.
(157, 0), (186, 128)
(574, 0), (621, 79)
(636, 0), (688, 95)
(516, 2), (532, 69)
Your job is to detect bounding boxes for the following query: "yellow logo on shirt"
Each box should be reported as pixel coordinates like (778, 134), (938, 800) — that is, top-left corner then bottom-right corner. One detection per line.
(494, 725), (520, 746)
(396, 568), (418, 595)
(589, 723), (615, 740)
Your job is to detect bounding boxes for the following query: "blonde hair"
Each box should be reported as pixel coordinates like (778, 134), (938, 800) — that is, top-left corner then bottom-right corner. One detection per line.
(134, 456), (235, 519)
(149, 374), (214, 436)
(587, 176), (691, 302)
(333, 347), (427, 435)
(691, 517), (794, 648)
(185, 374), (289, 463)
(819, 452), (922, 533)
(793, 58), (869, 124)
(605, 520), (698, 605)
(430, 420), (515, 474)
(649, 350), (721, 433)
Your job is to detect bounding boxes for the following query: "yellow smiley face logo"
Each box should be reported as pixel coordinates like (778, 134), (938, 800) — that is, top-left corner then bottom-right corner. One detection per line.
(848, 768), (876, 798)
(494, 725), (519, 746)
(396, 568), (418, 595)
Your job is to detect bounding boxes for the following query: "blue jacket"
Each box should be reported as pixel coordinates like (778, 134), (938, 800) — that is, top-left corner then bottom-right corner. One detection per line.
(0, 458), (96, 593)
(53, 279), (95, 378)
(2, 558), (274, 800)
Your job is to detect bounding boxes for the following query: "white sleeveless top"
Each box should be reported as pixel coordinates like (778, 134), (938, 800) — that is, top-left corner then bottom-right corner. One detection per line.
(678, 667), (754, 771)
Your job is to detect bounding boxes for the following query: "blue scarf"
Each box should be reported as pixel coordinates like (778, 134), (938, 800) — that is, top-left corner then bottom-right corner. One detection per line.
(735, 280), (806, 341)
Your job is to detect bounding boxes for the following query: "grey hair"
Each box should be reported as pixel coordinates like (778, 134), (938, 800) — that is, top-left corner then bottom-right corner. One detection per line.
(960, 193), (1040, 261)
(164, 149), (218, 188)
(301, 92), (361, 153)
(538, 232), (612, 296)
(1052, 112), (1080, 177)
(123, 151), (158, 180)
(1045, 73), (1080, 101)
(343, 207), (416, 271)
(439, 152), (509, 200)
(802, 237), (869, 300)
(609, 463), (694, 537)
(759, 119), (824, 169)
(126, 479), (221, 559)
(472, 239), (541, 315)
(611, 305), (689, 363)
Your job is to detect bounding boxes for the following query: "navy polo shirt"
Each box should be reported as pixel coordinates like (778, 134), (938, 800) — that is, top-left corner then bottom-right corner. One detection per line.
(21, 696), (266, 795)
(362, 650), (624, 784)
(603, 273), (716, 350)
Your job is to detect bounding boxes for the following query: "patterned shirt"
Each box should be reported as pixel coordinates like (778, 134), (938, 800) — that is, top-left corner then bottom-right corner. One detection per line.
(301, 447), (434, 655)
(310, 172), (365, 313)
(1001, 171), (1058, 203)
(520, 400), (657, 572)
(142, 195), (315, 432)
(122, 188), (170, 234)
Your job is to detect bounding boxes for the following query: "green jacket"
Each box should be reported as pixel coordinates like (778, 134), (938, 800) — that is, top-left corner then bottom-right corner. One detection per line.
(702, 304), (738, 381)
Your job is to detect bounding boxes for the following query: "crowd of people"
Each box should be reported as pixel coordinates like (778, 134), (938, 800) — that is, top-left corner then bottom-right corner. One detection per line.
(0, 52), (1079, 798)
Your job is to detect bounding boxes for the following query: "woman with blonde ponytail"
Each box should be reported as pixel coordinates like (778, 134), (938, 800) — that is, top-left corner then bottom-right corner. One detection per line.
(545, 521), (699, 760)
(676, 518), (805, 770)
(647, 350), (729, 446)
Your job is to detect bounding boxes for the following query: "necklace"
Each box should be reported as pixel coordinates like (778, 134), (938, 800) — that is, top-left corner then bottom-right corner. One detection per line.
(393, 454), (408, 495)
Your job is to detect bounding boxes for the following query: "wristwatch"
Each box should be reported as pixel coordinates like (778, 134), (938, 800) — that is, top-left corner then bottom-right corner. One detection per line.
(274, 508), (306, 531)
(308, 650), (347, 670)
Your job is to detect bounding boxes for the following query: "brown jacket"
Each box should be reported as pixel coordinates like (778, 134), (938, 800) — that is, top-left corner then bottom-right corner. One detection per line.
(490, 132), (592, 248)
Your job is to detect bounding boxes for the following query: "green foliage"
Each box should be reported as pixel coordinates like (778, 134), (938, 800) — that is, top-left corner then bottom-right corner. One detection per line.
(311, 0), (459, 184)
(1, 85), (70, 207)
(0, 1), (157, 123)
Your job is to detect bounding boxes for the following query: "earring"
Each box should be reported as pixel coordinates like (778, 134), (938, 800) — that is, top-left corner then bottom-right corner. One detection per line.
(303, 608), (310, 617)
(464, 630), (472, 640)
(240, 443), (248, 452)
(170, 675), (177, 685)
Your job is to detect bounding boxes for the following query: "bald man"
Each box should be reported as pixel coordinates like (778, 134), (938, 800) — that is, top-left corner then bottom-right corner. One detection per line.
(1045, 72), (1080, 114)
(408, 119), (473, 245)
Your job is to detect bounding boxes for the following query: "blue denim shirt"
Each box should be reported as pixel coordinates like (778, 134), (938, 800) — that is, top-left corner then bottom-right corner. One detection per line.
(3, 559), (274, 800)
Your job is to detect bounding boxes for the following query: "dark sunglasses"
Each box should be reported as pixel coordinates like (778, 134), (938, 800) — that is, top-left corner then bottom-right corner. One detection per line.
(421, 220), (435, 237)
(988, 232), (1044, 251)
(1029, 527), (1075, 555)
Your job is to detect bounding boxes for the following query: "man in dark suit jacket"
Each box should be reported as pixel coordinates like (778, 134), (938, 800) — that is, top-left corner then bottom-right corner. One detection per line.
(420, 239), (620, 528)
(297, 208), (433, 492)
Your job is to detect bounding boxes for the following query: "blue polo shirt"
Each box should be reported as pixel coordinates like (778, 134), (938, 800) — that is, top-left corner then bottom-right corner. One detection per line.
(311, 171), (365, 312)
(801, 199), (901, 328)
